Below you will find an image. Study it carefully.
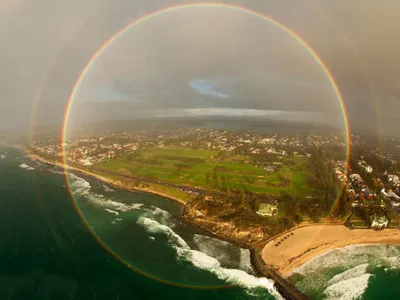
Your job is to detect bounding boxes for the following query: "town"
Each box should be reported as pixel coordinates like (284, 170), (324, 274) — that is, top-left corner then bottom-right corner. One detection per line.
(27, 127), (400, 232)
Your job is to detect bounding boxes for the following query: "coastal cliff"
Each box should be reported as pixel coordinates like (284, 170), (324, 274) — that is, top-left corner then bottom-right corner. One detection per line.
(183, 205), (269, 248)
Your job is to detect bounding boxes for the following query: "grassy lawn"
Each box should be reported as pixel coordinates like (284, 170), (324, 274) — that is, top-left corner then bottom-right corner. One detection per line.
(94, 146), (312, 197)
(145, 183), (195, 202)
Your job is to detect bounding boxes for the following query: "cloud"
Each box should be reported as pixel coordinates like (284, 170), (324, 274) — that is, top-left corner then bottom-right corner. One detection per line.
(189, 79), (231, 98)
(0, 0), (399, 137)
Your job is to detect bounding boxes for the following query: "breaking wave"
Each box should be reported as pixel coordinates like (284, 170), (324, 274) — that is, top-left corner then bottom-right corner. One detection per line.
(323, 273), (372, 300)
(69, 174), (91, 196)
(137, 217), (190, 249)
(142, 206), (176, 227)
(88, 195), (144, 213)
(136, 217), (281, 298)
(176, 248), (282, 298)
(290, 244), (400, 299)
(327, 263), (369, 286)
(0, 154), (5, 160)
(19, 163), (35, 170)
(68, 173), (143, 213)
(193, 234), (254, 274)
(292, 244), (400, 276)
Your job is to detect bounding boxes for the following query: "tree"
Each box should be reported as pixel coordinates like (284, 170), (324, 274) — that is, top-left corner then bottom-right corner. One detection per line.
(295, 214), (303, 224)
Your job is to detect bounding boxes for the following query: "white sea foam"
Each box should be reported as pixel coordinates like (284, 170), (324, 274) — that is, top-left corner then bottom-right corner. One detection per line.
(19, 163), (35, 170)
(323, 273), (372, 300)
(136, 218), (281, 297)
(93, 197), (143, 212)
(146, 206), (176, 227)
(291, 244), (400, 300)
(177, 248), (221, 268)
(239, 249), (254, 274)
(382, 255), (400, 268)
(292, 244), (400, 276)
(68, 173), (143, 213)
(137, 217), (190, 249)
(104, 209), (119, 216)
(69, 174), (91, 196)
(103, 185), (115, 192)
(176, 248), (282, 299)
(0, 154), (5, 160)
(193, 234), (254, 273)
(88, 195), (144, 212)
(327, 264), (369, 286)
(193, 234), (231, 248)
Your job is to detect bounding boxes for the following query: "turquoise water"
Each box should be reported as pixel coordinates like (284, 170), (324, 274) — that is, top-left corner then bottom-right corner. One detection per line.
(0, 146), (280, 300)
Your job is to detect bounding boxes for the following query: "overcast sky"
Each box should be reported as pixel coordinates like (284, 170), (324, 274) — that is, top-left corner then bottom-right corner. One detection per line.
(1, 0), (400, 136)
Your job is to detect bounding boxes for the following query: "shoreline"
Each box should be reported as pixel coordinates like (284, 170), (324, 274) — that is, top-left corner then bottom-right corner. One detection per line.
(26, 152), (187, 206)
(261, 224), (400, 277)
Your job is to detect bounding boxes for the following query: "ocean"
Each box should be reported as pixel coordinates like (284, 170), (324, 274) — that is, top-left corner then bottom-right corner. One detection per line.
(1, 145), (399, 300)
(0, 145), (280, 300)
(287, 244), (400, 300)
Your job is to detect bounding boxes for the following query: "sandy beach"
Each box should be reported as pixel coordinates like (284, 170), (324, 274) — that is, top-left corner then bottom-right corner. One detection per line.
(262, 224), (400, 276)
(26, 153), (188, 205)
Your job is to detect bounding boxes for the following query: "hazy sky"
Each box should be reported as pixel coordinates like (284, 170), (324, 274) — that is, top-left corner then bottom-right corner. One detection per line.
(1, 0), (400, 135)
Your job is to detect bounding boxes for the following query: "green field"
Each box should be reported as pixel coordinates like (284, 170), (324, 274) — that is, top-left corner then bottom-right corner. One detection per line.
(94, 146), (312, 196)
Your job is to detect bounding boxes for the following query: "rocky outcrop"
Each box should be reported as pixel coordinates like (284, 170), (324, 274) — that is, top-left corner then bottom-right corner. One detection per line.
(183, 205), (269, 247)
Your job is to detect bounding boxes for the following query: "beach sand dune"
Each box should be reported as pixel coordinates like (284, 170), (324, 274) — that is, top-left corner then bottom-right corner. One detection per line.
(262, 225), (400, 276)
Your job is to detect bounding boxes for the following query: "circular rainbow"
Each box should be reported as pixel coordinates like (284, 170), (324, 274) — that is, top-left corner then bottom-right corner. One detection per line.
(61, 2), (351, 289)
